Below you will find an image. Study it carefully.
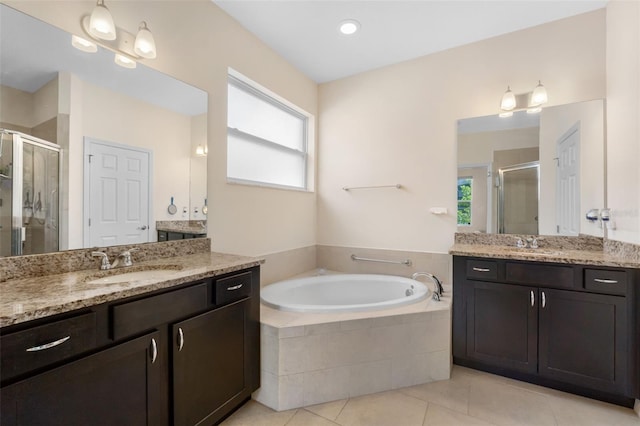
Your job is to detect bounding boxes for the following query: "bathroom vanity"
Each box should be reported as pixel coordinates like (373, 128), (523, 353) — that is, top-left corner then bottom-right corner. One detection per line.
(0, 249), (260, 426)
(451, 244), (640, 407)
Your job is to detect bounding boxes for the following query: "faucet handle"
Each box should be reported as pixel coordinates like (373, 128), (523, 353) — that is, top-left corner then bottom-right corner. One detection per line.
(530, 238), (538, 249)
(515, 237), (526, 248)
(91, 251), (111, 270)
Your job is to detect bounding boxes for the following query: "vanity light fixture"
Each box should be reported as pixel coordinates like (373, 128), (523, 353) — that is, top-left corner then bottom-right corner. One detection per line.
(71, 35), (97, 53)
(500, 86), (517, 111)
(339, 19), (360, 35)
(530, 80), (548, 106)
(499, 80), (549, 117)
(74, 0), (158, 69)
(88, 0), (116, 40)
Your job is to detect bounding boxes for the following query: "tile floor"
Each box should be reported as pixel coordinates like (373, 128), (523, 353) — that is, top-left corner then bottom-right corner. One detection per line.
(221, 366), (640, 426)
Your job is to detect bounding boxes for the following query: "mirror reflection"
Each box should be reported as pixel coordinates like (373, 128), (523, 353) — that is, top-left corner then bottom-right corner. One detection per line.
(457, 99), (605, 237)
(0, 4), (208, 257)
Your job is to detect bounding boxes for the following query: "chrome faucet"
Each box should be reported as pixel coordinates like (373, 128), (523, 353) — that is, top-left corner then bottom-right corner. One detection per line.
(91, 251), (112, 270)
(412, 272), (444, 301)
(111, 248), (138, 268)
(515, 237), (538, 249)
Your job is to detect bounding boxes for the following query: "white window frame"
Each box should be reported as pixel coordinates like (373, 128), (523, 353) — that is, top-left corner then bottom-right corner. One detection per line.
(226, 70), (311, 191)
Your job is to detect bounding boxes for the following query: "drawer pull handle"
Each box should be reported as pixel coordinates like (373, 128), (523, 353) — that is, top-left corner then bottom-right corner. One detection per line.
(542, 291), (546, 308)
(227, 283), (244, 291)
(26, 336), (70, 352)
(178, 327), (184, 351)
(472, 267), (491, 272)
(594, 278), (618, 284)
(150, 338), (158, 364)
(530, 291), (535, 307)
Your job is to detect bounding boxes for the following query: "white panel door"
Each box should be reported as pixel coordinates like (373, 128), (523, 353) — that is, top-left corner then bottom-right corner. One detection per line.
(84, 139), (151, 247)
(556, 126), (580, 236)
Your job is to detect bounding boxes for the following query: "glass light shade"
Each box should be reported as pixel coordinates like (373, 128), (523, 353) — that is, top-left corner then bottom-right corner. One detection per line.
(500, 86), (516, 111)
(71, 35), (97, 53)
(89, 0), (116, 41)
(134, 22), (157, 59)
(530, 81), (548, 106)
(114, 53), (136, 69)
(196, 145), (206, 156)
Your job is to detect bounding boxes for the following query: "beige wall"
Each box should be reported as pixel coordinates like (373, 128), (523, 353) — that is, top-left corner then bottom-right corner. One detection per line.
(8, 0), (319, 259)
(606, 0), (640, 244)
(190, 113), (208, 221)
(458, 127), (539, 166)
(1, 85), (33, 129)
(318, 10), (606, 254)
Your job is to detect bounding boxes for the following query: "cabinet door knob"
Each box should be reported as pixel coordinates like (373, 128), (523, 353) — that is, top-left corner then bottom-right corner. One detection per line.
(150, 338), (158, 364)
(530, 290), (535, 307)
(178, 327), (185, 351)
(542, 291), (546, 308)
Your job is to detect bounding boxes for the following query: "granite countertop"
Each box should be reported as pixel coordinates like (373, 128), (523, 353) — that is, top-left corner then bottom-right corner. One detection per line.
(0, 252), (261, 328)
(449, 243), (640, 268)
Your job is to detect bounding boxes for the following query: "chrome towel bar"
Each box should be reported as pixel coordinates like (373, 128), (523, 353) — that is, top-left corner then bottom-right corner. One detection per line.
(350, 254), (412, 266)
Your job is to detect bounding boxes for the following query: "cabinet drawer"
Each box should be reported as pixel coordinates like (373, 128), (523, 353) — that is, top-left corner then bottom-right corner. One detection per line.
(215, 271), (252, 305)
(1, 311), (96, 381)
(506, 262), (574, 288)
(584, 269), (627, 296)
(111, 283), (207, 340)
(466, 259), (498, 280)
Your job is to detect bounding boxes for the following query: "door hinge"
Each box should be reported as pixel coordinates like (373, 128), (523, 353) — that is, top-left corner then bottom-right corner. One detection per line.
(88, 218), (91, 227)
(88, 154), (93, 163)
(557, 225), (560, 233)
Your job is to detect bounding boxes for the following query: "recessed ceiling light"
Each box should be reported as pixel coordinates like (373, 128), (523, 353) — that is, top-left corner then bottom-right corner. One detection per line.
(339, 19), (360, 35)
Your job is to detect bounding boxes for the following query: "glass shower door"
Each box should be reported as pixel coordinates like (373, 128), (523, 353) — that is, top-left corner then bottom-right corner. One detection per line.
(498, 162), (539, 235)
(0, 130), (60, 256)
(0, 132), (13, 256)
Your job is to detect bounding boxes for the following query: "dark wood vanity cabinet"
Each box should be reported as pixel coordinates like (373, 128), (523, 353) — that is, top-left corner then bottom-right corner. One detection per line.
(0, 266), (260, 426)
(453, 256), (639, 406)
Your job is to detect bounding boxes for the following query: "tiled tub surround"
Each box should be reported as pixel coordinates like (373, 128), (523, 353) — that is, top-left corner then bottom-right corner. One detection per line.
(255, 278), (452, 411)
(0, 246), (261, 327)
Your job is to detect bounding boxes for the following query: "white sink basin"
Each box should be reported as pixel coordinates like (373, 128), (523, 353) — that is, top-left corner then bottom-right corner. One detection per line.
(86, 269), (179, 285)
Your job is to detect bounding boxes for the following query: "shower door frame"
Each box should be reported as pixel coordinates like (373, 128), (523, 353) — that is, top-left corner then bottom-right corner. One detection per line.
(497, 161), (540, 235)
(3, 130), (63, 256)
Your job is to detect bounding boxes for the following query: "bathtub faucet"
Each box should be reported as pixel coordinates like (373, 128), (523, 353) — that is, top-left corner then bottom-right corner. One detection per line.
(411, 272), (444, 301)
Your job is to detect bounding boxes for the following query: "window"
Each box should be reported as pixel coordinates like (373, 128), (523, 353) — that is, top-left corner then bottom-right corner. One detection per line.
(457, 177), (472, 226)
(227, 73), (309, 190)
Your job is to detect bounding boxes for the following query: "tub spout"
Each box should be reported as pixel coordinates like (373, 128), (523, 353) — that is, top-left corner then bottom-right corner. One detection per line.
(411, 272), (444, 301)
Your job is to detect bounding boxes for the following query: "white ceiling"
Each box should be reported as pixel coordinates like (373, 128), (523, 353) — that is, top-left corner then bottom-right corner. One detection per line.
(214, 0), (608, 83)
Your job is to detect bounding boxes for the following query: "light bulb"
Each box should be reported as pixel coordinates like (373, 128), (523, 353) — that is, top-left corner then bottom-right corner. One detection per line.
(114, 53), (136, 69)
(196, 145), (206, 156)
(71, 35), (97, 53)
(500, 86), (516, 111)
(134, 21), (157, 59)
(89, 0), (116, 41)
(339, 19), (360, 35)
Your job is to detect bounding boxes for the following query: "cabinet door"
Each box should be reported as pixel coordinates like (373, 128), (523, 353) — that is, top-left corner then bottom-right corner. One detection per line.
(465, 281), (538, 373)
(0, 331), (163, 426)
(539, 288), (628, 394)
(173, 300), (247, 426)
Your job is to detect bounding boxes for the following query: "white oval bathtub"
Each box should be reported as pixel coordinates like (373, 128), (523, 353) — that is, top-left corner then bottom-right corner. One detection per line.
(261, 274), (430, 313)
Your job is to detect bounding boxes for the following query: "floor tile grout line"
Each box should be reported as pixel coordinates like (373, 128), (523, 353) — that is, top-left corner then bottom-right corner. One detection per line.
(421, 401), (430, 426)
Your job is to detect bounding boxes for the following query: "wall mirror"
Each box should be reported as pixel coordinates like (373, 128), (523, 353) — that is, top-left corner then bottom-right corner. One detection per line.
(457, 99), (605, 237)
(0, 4), (208, 257)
